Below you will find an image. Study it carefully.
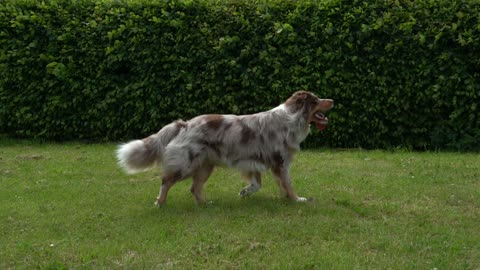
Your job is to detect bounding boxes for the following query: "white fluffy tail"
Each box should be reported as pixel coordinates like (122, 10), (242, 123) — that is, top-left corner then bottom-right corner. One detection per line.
(117, 140), (158, 174)
(116, 121), (186, 174)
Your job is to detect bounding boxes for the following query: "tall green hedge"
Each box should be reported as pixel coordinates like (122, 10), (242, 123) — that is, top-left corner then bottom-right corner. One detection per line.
(1, 0), (479, 150)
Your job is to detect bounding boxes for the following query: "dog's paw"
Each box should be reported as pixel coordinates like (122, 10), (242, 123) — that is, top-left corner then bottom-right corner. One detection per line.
(239, 189), (248, 197)
(296, 197), (308, 202)
(154, 197), (163, 207)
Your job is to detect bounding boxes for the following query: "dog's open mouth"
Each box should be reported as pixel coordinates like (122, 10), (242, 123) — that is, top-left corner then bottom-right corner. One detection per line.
(313, 112), (328, 131)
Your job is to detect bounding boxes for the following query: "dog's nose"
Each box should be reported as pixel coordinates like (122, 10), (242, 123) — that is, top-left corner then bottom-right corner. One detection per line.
(320, 99), (334, 109)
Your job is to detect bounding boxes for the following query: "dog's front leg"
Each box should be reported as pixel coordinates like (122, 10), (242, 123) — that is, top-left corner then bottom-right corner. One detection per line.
(239, 172), (262, 197)
(272, 167), (308, 202)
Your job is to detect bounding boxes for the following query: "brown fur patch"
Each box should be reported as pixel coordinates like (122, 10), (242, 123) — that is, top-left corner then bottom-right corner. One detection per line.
(163, 170), (183, 184)
(271, 165), (282, 175)
(205, 115), (224, 130)
(170, 120), (187, 138)
(173, 170), (182, 181)
(223, 122), (233, 131)
(271, 151), (284, 167)
(175, 120), (187, 128)
(283, 139), (289, 149)
(188, 149), (196, 162)
(240, 122), (256, 144)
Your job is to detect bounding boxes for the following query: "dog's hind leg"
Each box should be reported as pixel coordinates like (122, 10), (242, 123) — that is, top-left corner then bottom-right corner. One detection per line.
(190, 164), (214, 204)
(155, 171), (183, 206)
(273, 176), (289, 198)
(239, 172), (262, 197)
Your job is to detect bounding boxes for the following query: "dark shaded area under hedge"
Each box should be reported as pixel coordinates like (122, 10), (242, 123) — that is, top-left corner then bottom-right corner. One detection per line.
(1, 0), (479, 150)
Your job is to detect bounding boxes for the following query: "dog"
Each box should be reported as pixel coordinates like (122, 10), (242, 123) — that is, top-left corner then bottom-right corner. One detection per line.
(117, 91), (334, 205)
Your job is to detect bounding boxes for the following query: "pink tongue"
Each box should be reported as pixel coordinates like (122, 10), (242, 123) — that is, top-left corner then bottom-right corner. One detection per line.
(316, 122), (327, 131)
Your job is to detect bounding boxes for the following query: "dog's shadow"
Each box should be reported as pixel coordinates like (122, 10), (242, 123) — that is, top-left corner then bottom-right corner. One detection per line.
(140, 195), (313, 219)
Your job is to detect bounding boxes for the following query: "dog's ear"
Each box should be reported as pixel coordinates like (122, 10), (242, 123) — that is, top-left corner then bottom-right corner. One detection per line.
(297, 92), (307, 100)
(295, 96), (305, 108)
(295, 91), (308, 106)
(298, 91), (319, 115)
(285, 91), (312, 112)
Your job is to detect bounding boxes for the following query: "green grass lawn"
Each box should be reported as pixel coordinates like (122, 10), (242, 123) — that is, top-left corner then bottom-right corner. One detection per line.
(0, 140), (479, 269)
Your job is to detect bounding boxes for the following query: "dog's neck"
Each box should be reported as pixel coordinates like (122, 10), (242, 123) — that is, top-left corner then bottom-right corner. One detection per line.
(271, 104), (310, 148)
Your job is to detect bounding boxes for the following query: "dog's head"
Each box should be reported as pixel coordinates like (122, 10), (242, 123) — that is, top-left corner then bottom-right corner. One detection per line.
(285, 91), (334, 130)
